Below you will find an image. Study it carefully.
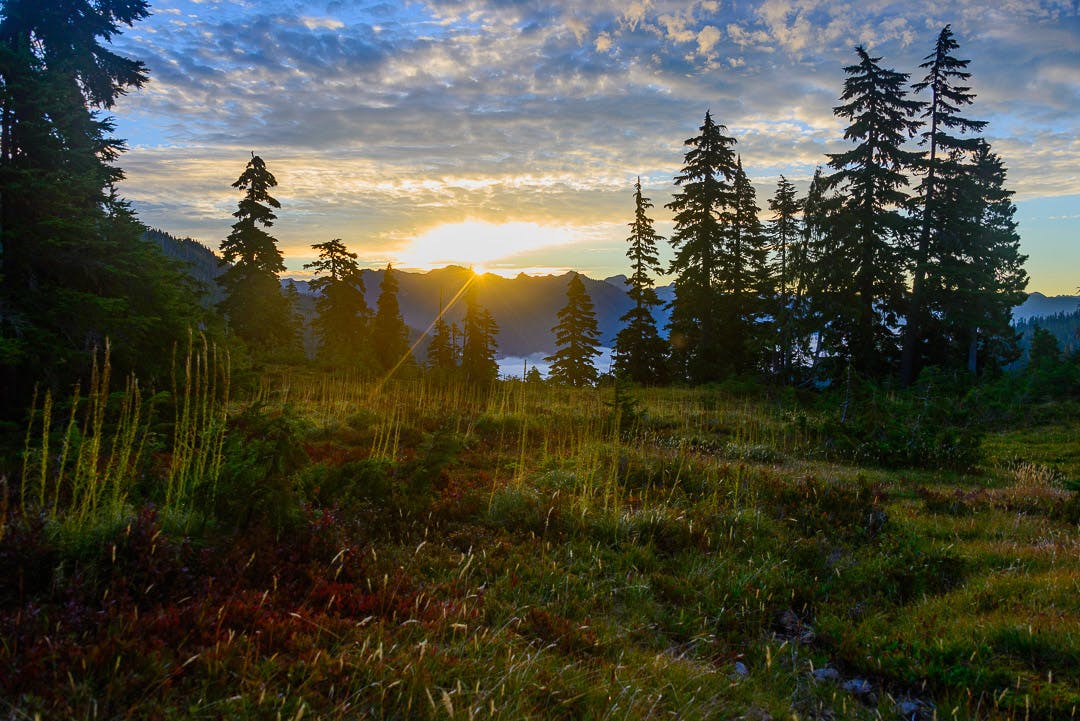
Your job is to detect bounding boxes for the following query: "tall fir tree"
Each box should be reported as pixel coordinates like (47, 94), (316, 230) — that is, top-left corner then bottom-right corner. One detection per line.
(426, 296), (457, 376)
(0, 0), (203, 406)
(371, 264), (414, 375)
(460, 280), (498, 385)
(800, 166), (851, 378)
(666, 111), (739, 382)
(724, 156), (772, 374)
(825, 46), (922, 378)
(766, 175), (803, 380)
(305, 238), (370, 367)
(614, 178), (667, 384)
(900, 25), (989, 384)
(928, 141), (1027, 374)
(217, 154), (296, 355)
(546, 273), (602, 387)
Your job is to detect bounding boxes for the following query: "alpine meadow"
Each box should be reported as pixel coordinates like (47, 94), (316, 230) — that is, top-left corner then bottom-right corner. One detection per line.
(3, 1), (1080, 720)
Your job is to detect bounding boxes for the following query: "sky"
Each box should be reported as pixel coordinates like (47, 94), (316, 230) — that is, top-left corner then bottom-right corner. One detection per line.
(109, 0), (1080, 294)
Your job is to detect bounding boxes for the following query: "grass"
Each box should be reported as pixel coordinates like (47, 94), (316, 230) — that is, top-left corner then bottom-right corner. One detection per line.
(1, 371), (1078, 719)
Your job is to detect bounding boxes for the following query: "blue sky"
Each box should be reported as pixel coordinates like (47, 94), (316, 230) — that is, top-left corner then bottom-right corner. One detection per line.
(110, 0), (1080, 294)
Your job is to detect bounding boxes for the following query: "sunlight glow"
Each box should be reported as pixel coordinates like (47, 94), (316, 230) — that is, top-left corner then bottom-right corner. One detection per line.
(394, 221), (577, 273)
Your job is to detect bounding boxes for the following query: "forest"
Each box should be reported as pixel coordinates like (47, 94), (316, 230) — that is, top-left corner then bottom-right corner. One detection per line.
(0, 1), (1078, 719)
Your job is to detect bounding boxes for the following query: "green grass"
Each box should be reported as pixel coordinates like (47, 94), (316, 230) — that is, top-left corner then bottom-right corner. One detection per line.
(1, 373), (1078, 719)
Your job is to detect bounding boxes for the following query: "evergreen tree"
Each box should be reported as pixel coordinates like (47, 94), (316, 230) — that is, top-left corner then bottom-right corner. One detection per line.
(900, 25), (989, 384)
(725, 156), (772, 374)
(825, 46), (922, 377)
(305, 238), (369, 367)
(0, 0), (203, 406)
(767, 175), (803, 380)
(929, 141), (1027, 374)
(426, 296), (457, 374)
(460, 281), (498, 385)
(614, 178), (667, 384)
(666, 111), (738, 382)
(546, 273), (602, 387)
(797, 168), (838, 376)
(217, 154), (295, 354)
(371, 264), (413, 375)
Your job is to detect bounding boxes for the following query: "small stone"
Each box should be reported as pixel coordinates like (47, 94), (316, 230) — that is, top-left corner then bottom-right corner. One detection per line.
(842, 678), (873, 696)
(734, 661), (750, 677)
(896, 700), (922, 719)
(813, 667), (841, 682)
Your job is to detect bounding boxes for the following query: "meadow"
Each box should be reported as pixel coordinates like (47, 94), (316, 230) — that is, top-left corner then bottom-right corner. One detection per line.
(1, 354), (1078, 720)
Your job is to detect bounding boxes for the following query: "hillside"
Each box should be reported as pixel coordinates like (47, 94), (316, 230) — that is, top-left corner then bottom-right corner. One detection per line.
(1012, 292), (1080, 321)
(143, 228), (224, 306)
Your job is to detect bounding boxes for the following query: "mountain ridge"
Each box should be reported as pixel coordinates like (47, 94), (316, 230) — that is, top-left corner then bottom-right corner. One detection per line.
(146, 227), (1076, 358)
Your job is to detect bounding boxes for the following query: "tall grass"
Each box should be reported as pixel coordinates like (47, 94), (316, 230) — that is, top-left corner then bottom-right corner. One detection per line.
(166, 331), (231, 512)
(16, 334), (230, 531)
(18, 342), (148, 527)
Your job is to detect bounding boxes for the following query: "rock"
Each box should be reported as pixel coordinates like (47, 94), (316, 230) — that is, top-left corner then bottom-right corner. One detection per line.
(813, 667), (841, 682)
(740, 706), (773, 721)
(778, 609), (816, 643)
(842, 678), (873, 697)
(896, 700), (922, 719)
(733, 661), (750, 677)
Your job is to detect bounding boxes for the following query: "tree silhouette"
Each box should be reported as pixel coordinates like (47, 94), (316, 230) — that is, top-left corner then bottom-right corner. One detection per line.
(305, 238), (370, 367)
(767, 175), (803, 381)
(217, 154), (296, 354)
(929, 141), (1028, 374)
(825, 46), (922, 378)
(461, 280), (498, 385)
(546, 273), (602, 387)
(666, 110), (738, 382)
(614, 178), (668, 384)
(901, 25), (990, 384)
(426, 295), (457, 378)
(371, 264), (414, 375)
(724, 156), (772, 374)
(0, 0), (202, 406)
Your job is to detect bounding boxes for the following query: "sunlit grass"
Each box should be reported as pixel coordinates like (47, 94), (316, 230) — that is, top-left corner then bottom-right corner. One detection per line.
(2, 371), (1078, 719)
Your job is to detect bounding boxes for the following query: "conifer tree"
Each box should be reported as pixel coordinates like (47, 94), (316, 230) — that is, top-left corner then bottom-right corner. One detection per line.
(900, 25), (989, 384)
(724, 156), (772, 374)
(800, 167), (844, 376)
(217, 154), (295, 354)
(461, 281), (499, 385)
(426, 297), (457, 374)
(0, 0), (203, 405)
(930, 141), (1027, 374)
(666, 111), (738, 382)
(305, 238), (369, 367)
(614, 178), (667, 384)
(371, 264), (413, 374)
(546, 273), (602, 387)
(767, 175), (803, 380)
(825, 46), (922, 377)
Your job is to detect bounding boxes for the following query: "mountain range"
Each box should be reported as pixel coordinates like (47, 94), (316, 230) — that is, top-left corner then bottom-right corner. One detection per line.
(149, 228), (1077, 358)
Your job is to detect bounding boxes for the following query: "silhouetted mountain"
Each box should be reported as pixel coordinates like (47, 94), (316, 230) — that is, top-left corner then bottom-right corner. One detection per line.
(286, 266), (664, 357)
(143, 228), (224, 306)
(1013, 292), (1080, 321)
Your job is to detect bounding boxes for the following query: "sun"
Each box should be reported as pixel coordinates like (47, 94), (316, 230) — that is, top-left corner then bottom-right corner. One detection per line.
(394, 220), (576, 274)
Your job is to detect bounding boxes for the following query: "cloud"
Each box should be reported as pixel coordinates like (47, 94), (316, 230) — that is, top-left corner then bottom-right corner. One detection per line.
(300, 16), (345, 30)
(696, 25), (721, 55)
(106, 0), (1080, 291)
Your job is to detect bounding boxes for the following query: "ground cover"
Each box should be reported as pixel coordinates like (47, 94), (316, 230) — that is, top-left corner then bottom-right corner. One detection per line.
(1, 373), (1077, 719)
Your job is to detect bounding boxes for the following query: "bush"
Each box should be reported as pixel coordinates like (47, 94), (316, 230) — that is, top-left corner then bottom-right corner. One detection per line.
(815, 370), (983, 470)
(204, 405), (309, 532)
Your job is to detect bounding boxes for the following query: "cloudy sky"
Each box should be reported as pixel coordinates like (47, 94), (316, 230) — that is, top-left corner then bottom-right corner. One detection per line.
(110, 0), (1080, 294)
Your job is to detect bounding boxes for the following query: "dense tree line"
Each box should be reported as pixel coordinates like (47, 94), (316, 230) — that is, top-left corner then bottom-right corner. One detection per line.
(613, 25), (1027, 389)
(0, 4), (1028, 399)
